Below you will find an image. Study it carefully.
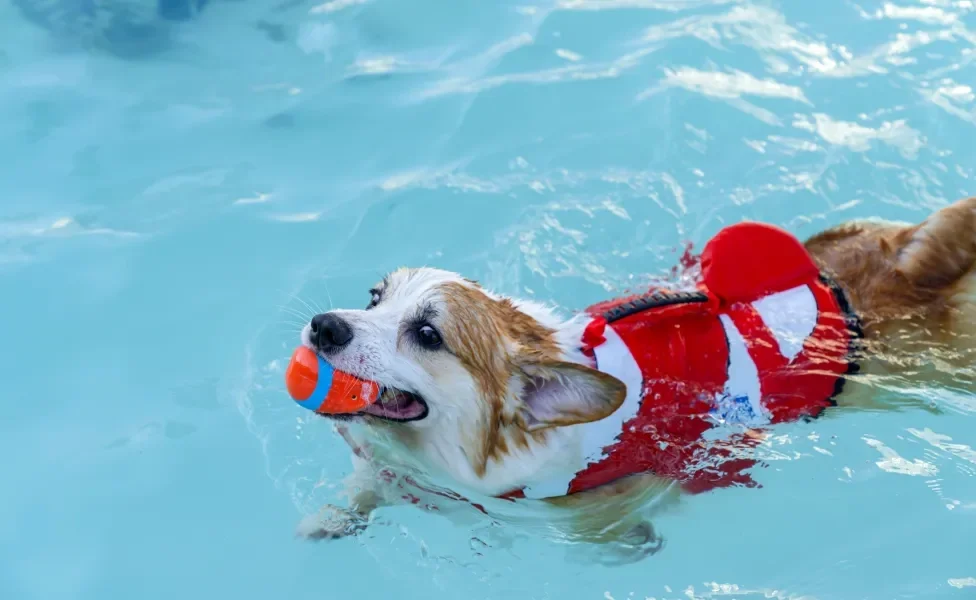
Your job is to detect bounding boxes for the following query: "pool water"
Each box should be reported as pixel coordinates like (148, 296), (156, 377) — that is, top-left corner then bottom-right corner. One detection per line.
(2, 0), (975, 598)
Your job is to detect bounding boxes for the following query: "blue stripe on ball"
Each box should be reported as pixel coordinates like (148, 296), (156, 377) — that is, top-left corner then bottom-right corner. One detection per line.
(294, 356), (334, 411)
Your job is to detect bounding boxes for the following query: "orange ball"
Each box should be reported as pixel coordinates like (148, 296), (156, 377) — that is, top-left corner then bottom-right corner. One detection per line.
(285, 346), (381, 414)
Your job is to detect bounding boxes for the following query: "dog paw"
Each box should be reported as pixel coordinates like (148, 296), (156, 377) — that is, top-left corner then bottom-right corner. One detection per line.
(296, 505), (368, 541)
(620, 521), (664, 555)
(594, 521), (666, 565)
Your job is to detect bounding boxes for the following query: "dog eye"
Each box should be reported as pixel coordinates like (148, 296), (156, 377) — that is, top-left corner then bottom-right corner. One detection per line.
(416, 324), (442, 349)
(366, 289), (381, 310)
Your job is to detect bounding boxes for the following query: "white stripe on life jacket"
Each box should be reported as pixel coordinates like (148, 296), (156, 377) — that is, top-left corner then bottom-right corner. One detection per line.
(713, 314), (769, 428)
(751, 284), (817, 361)
(711, 284), (818, 428)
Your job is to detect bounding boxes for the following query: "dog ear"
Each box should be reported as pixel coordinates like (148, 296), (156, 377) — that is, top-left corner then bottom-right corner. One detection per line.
(516, 361), (627, 432)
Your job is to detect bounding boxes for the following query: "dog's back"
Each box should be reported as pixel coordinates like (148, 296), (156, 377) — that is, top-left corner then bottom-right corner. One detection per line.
(805, 196), (976, 387)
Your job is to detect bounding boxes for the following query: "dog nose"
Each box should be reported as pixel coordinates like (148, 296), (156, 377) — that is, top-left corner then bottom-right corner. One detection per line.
(309, 313), (354, 353)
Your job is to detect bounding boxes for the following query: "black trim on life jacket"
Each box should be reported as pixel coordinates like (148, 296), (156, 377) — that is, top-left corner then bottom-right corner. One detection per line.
(820, 273), (864, 405)
(600, 290), (710, 324)
(796, 273), (864, 423)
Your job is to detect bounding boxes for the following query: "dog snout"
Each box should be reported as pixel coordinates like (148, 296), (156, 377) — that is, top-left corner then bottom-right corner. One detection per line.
(309, 313), (354, 353)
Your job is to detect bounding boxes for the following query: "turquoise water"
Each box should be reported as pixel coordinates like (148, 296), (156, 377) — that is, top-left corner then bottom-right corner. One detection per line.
(2, 0), (975, 598)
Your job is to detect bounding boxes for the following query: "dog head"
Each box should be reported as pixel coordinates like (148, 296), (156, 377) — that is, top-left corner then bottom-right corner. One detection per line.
(301, 267), (626, 479)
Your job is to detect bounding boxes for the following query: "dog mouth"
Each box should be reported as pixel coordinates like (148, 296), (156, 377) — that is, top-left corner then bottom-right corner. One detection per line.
(354, 388), (429, 422)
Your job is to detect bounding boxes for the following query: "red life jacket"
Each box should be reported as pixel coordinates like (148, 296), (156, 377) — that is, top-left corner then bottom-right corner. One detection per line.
(344, 223), (861, 508)
(503, 221), (861, 499)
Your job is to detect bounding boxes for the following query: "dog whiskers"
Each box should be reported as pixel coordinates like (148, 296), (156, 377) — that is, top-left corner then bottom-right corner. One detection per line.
(322, 280), (335, 311)
(293, 296), (320, 319)
(277, 304), (314, 322)
(276, 323), (309, 335)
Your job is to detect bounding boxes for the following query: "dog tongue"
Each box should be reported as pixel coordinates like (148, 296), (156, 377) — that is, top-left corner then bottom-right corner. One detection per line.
(285, 346), (381, 414)
(363, 389), (427, 421)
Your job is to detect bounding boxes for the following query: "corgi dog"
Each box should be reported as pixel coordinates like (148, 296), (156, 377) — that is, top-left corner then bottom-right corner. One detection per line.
(295, 196), (976, 547)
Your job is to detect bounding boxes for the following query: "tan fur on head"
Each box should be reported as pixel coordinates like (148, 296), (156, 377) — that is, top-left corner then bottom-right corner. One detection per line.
(439, 282), (556, 476)
(440, 281), (561, 412)
(440, 282), (625, 476)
